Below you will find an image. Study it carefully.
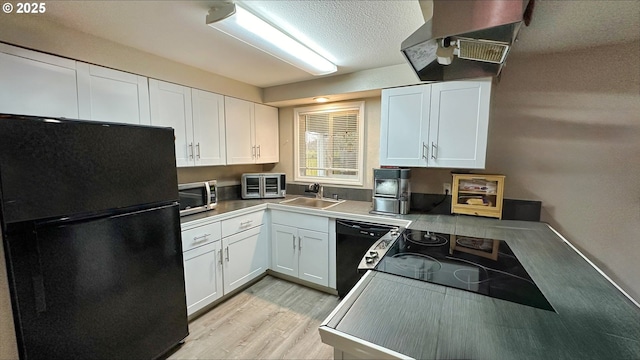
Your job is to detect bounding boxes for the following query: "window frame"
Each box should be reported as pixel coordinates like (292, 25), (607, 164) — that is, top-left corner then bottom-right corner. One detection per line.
(293, 101), (365, 186)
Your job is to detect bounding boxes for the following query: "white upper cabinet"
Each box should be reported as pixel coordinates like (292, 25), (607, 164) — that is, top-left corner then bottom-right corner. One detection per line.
(0, 43), (78, 118)
(379, 78), (492, 169)
(225, 96), (255, 165)
(191, 89), (226, 166)
(254, 103), (279, 164)
(150, 80), (228, 167)
(76, 63), (150, 125)
(225, 96), (279, 165)
(428, 79), (491, 168)
(379, 85), (431, 167)
(149, 79), (193, 167)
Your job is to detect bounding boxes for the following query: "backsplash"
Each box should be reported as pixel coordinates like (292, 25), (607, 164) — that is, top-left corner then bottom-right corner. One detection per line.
(286, 183), (372, 202)
(177, 164), (265, 185)
(410, 194), (541, 221)
(217, 185), (242, 201)
(216, 183), (541, 221)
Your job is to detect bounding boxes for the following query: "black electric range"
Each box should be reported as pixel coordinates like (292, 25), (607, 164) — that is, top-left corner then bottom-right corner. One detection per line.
(361, 229), (555, 312)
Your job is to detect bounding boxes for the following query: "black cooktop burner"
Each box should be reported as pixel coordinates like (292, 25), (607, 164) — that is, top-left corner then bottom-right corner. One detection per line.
(374, 229), (555, 312)
(404, 230), (448, 246)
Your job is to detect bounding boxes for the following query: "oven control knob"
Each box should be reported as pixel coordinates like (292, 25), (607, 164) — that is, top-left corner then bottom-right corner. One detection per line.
(369, 251), (378, 258)
(365, 256), (374, 264)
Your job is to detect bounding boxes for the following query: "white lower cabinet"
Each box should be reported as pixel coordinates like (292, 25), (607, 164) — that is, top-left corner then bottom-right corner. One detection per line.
(271, 211), (329, 287)
(220, 210), (268, 295)
(181, 220), (223, 316)
(222, 225), (268, 294)
(183, 241), (223, 316)
(181, 210), (268, 315)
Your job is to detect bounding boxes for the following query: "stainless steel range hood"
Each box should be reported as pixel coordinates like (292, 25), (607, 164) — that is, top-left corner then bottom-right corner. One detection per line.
(402, 0), (533, 82)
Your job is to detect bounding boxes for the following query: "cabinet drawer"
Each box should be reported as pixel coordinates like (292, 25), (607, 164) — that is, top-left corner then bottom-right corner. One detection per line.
(221, 210), (264, 238)
(183, 239), (219, 261)
(181, 221), (221, 252)
(271, 210), (328, 233)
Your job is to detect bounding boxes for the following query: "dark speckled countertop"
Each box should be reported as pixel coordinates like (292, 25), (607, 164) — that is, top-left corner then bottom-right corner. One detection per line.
(181, 197), (640, 359)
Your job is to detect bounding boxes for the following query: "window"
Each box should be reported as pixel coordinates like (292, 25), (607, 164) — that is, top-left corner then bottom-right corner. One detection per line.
(294, 101), (365, 186)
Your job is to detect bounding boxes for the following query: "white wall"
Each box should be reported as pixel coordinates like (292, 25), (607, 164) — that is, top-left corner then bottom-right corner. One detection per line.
(486, 42), (640, 301)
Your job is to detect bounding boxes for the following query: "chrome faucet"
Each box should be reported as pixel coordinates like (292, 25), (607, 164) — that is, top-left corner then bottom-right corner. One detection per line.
(307, 183), (323, 199)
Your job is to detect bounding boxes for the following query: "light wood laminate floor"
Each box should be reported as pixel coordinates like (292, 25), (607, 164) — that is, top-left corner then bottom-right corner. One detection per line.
(168, 276), (341, 359)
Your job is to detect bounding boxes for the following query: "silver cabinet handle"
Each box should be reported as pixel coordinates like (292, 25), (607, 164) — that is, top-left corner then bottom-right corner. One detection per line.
(196, 142), (201, 159)
(225, 247), (229, 262)
(188, 143), (194, 160)
(257, 145), (261, 158)
(218, 249), (223, 265)
(193, 233), (210, 243)
(252, 145), (256, 158)
(431, 142), (437, 159)
(422, 142), (428, 159)
(240, 220), (253, 228)
(292, 234), (295, 250)
(298, 236), (302, 251)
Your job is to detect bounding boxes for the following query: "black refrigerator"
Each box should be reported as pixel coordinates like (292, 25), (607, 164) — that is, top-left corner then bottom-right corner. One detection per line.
(0, 114), (189, 359)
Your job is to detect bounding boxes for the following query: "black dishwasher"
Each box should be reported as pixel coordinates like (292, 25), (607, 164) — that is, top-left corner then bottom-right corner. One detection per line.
(336, 220), (395, 297)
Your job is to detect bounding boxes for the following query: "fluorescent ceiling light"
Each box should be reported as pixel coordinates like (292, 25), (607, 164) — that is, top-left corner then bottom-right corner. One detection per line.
(206, 2), (337, 76)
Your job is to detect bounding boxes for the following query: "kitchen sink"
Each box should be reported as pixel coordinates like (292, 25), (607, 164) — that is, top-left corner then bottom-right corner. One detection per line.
(279, 196), (345, 210)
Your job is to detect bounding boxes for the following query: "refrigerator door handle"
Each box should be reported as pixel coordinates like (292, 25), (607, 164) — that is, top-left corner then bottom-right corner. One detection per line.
(33, 275), (47, 313)
(27, 237), (47, 313)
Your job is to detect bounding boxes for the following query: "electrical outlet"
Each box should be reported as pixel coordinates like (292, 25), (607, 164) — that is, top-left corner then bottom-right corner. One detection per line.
(443, 183), (451, 194)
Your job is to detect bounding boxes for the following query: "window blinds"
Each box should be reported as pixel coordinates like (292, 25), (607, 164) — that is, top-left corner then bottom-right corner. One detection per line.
(298, 109), (360, 179)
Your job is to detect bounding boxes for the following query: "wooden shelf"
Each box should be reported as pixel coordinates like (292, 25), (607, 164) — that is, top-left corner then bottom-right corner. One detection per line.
(458, 190), (498, 195)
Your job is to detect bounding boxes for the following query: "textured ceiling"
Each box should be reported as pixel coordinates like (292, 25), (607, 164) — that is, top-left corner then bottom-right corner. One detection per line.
(40, 0), (640, 88)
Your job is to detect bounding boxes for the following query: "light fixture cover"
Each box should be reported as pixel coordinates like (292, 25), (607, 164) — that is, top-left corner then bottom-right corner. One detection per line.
(206, 2), (337, 76)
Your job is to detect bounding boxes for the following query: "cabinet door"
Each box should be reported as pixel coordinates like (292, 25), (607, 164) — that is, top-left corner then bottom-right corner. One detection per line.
(298, 229), (329, 287)
(254, 103), (279, 164)
(192, 89), (226, 166)
(271, 223), (298, 278)
(183, 241), (223, 316)
(428, 78), (491, 169)
(149, 79), (193, 167)
(76, 63), (150, 125)
(222, 225), (267, 294)
(224, 96), (255, 164)
(379, 85), (431, 167)
(0, 44), (78, 118)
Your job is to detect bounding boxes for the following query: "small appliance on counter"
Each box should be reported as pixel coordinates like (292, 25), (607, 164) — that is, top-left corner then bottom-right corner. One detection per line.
(178, 180), (217, 216)
(241, 172), (286, 199)
(371, 168), (411, 215)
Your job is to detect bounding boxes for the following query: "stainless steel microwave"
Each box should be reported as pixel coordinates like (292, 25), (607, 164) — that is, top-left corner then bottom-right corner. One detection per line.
(178, 180), (217, 216)
(241, 173), (286, 199)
